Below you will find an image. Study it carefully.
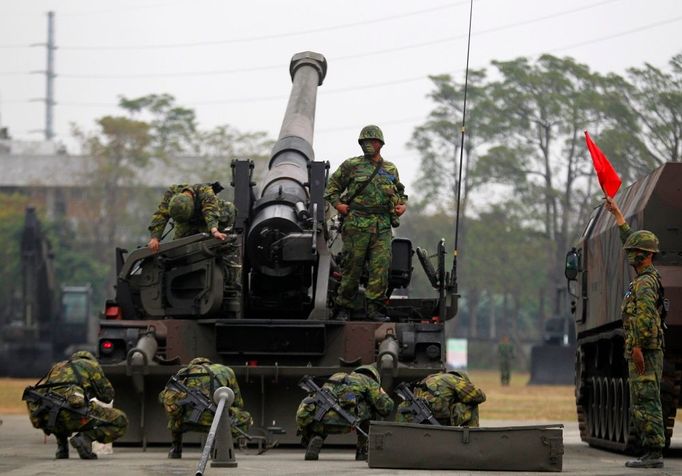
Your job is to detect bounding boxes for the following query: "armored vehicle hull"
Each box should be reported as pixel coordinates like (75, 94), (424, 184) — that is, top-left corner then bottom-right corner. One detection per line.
(98, 52), (454, 445)
(567, 162), (682, 452)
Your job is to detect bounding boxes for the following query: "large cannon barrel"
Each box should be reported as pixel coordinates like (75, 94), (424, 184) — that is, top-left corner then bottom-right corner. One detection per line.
(247, 51), (327, 276)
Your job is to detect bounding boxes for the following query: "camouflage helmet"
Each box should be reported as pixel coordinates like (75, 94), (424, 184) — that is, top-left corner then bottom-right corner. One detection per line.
(623, 230), (659, 253)
(188, 357), (212, 366)
(447, 369), (470, 381)
(71, 350), (96, 361)
(353, 363), (380, 383)
(358, 125), (385, 145)
(169, 193), (194, 223)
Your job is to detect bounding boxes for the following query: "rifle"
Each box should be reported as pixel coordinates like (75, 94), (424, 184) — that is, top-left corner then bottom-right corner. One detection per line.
(22, 387), (105, 429)
(297, 375), (368, 438)
(394, 382), (441, 426)
(165, 375), (252, 441)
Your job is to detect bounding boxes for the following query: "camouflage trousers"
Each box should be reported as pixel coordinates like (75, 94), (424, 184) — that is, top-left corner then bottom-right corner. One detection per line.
(628, 349), (665, 450)
(28, 401), (128, 443)
(336, 225), (391, 310)
(396, 402), (479, 427)
(500, 362), (511, 385)
(296, 400), (369, 448)
(167, 407), (252, 439)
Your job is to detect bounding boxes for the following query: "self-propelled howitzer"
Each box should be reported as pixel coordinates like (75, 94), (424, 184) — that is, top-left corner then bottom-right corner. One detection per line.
(97, 52), (455, 446)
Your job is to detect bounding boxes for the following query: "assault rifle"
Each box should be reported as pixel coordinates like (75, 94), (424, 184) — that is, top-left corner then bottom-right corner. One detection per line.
(394, 381), (440, 425)
(298, 375), (368, 438)
(22, 387), (104, 429)
(165, 375), (252, 441)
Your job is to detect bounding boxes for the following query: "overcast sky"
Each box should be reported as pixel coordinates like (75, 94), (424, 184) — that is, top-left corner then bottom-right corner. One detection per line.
(1, 0), (680, 190)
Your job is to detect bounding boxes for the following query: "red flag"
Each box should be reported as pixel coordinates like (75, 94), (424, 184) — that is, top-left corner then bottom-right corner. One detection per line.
(584, 130), (621, 198)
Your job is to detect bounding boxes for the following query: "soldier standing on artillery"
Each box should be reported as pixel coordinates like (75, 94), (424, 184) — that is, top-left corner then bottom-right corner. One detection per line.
(324, 125), (408, 322)
(605, 196), (665, 469)
(23, 351), (128, 460)
(396, 370), (486, 427)
(147, 182), (235, 253)
(296, 364), (394, 461)
(498, 335), (515, 386)
(159, 357), (252, 459)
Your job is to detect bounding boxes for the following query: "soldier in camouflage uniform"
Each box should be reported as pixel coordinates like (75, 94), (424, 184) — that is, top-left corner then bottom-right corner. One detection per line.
(396, 370), (486, 427)
(324, 125), (407, 321)
(605, 197), (665, 469)
(158, 357), (252, 459)
(498, 335), (515, 385)
(147, 183), (235, 253)
(23, 351), (128, 459)
(296, 363), (394, 461)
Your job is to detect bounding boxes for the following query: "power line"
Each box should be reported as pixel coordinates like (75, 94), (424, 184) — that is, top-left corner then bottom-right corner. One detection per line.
(40, 0), (636, 79)
(59, 1), (471, 50)
(3, 13), (680, 108)
(0, 1), (469, 50)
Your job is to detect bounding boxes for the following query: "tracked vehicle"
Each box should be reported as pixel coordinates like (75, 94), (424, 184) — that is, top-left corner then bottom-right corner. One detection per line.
(98, 51), (457, 446)
(565, 162), (682, 452)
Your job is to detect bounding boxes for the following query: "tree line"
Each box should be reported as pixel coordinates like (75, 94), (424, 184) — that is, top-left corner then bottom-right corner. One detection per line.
(1, 53), (679, 346)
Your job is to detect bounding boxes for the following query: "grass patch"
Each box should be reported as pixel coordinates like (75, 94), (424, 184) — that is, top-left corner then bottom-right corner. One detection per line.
(0, 378), (33, 415)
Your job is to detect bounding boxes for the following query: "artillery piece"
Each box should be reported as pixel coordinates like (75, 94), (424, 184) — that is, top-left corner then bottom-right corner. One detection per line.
(98, 51), (456, 445)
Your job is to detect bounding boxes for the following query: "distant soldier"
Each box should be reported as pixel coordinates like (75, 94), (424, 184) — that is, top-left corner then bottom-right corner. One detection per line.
(296, 364), (394, 461)
(396, 370), (486, 427)
(23, 350), (128, 459)
(147, 182), (235, 253)
(605, 197), (665, 469)
(324, 125), (408, 321)
(159, 357), (252, 459)
(498, 335), (515, 386)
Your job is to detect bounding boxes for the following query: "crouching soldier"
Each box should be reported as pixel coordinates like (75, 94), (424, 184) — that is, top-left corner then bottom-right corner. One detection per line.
(296, 364), (394, 461)
(23, 350), (128, 459)
(396, 370), (486, 427)
(159, 357), (252, 459)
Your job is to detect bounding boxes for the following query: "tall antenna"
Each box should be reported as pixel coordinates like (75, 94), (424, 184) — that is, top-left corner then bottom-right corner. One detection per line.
(446, 0), (474, 308)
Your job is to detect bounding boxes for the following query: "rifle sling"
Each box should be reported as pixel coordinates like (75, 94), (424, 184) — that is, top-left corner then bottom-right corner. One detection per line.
(342, 160), (383, 207)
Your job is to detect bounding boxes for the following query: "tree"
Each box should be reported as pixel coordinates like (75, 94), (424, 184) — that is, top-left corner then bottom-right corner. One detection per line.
(475, 55), (613, 322)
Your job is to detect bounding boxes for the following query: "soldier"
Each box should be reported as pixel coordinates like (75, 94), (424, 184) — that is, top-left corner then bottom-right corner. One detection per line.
(324, 125), (408, 321)
(296, 364), (394, 461)
(147, 183), (235, 253)
(23, 350), (128, 459)
(605, 197), (665, 469)
(159, 357), (252, 459)
(396, 370), (486, 427)
(498, 335), (515, 386)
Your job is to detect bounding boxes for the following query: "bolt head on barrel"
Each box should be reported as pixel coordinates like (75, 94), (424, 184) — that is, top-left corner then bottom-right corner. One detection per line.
(213, 386), (235, 407)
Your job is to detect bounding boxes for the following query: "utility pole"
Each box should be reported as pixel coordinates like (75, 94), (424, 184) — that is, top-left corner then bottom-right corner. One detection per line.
(45, 11), (56, 140)
(31, 11), (56, 140)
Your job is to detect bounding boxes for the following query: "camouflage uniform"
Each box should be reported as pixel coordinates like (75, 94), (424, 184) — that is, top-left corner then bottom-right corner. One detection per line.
(24, 351), (128, 459)
(324, 138), (407, 317)
(619, 223), (665, 453)
(148, 183), (233, 240)
(296, 365), (394, 459)
(396, 371), (486, 427)
(498, 340), (514, 385)
(159, 357), (252, 457)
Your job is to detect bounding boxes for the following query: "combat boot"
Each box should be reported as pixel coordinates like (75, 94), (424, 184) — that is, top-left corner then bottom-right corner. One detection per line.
(55, 435), (69, 459)
(168, 432), (182, 459)
(70, 433), (98, 459)
(335, 308), (351, 321)
(304, 435), (324, 461)
(367, 303), (390, 322)
(625, 449), (663, 468)
(355, 444), (368, 461)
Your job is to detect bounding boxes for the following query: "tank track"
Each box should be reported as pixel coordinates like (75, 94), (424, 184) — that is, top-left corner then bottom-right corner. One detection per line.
(576, 344), (681, 452)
